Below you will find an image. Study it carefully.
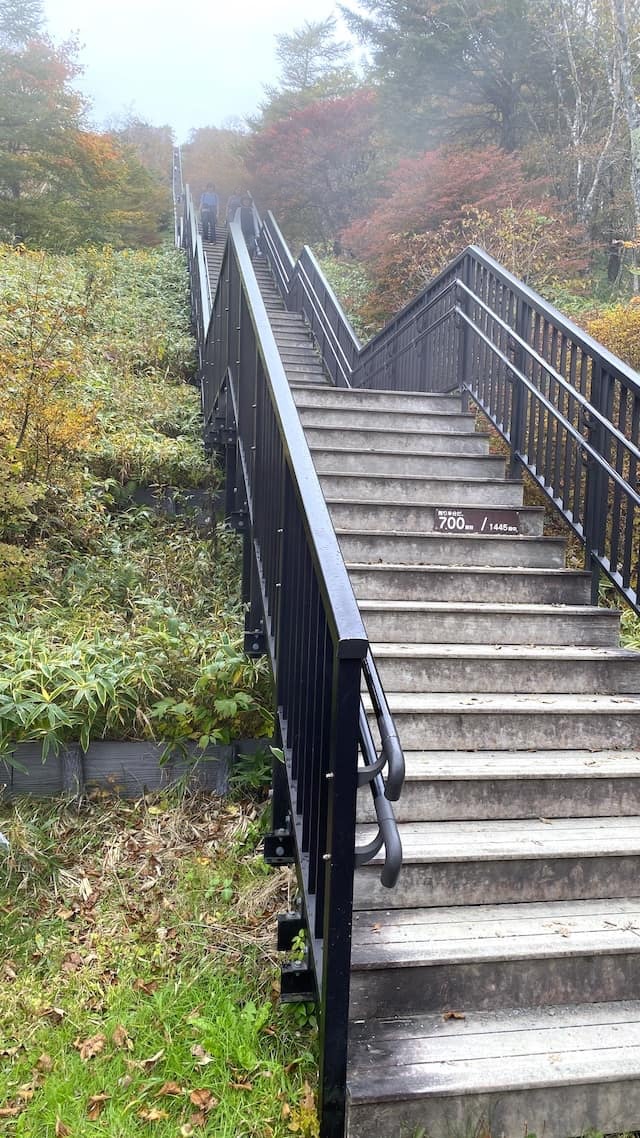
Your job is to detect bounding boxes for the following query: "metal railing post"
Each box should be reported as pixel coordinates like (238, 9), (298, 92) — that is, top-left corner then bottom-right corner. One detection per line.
(318, 653), (361, 1138)
(583, 362), (612, 603)
(508, 297), (532, 478)
(456, 255), (472, 411)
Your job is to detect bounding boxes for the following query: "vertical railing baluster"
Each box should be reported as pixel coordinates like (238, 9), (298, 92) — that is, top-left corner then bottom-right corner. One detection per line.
(318, 653), (361, 1138)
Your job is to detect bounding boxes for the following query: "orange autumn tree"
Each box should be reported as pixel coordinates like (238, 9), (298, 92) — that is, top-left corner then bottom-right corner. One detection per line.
(0, 1), (167, 248)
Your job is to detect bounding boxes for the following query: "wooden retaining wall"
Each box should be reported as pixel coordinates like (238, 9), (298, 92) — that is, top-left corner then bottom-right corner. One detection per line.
(0, 739), (269, 800)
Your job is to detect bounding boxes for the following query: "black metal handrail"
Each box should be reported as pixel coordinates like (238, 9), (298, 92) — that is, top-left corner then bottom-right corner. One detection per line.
(361, 649), (404, 802)
(182, 184), (212, 372)
(343, 244), (640, 613)
(288, 247), (361, 389)
(261, 211), (295, 300)
(259, 213), (361, 389)
(180, 190), (404, 1138)
(254, 213), (404, 866)
(172, 146), (184, 247)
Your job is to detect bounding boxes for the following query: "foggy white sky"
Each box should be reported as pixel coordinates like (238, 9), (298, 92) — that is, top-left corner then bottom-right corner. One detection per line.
(41, 0), (357, 143)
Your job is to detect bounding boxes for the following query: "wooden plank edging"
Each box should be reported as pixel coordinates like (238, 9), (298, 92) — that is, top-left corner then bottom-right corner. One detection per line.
(0, 738), (271, 800)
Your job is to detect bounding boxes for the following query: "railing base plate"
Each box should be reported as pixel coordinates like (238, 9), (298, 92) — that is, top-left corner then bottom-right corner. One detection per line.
(280, 962), (316, 1003)
(264, 830), (295, 865)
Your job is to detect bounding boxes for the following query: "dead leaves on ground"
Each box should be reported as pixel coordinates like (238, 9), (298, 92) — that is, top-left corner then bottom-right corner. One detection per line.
(112, 1023), (133, 1050)
(74, 1033), (106, 1061)
(86, 1092), (110, 1120)
(189, 1087), (218, 1111)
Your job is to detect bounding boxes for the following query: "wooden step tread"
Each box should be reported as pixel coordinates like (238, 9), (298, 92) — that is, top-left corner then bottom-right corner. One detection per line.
(363, 692), (640, 712)
(350, 562), (588, 578)
(298, 403), (472, 420)
(356, 816), (640, 863)
(351, 896), (640, 966)
(359, 599), (609, 615)
(305, 423), (487, 440)
(347, 1000), (640, 1101)
(337, 528), (562, 544)
(290, 382), (459, 397)
(369, 642), (637, 662)
(331, 499), (541, 513)
(310, 444), (500, 458)
(392, 749), (640, 779)
(323, 472), (522, 485)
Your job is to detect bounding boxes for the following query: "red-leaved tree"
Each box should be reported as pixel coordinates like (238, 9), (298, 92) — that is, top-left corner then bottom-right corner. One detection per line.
(343, 146), (587, 325)
(245, 90), (382, 249)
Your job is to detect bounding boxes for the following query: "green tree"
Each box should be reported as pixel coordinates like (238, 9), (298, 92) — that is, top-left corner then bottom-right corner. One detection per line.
(0, 0), (43, 47)
(245, 90), (381, 247)
(341, 0), (544, 151)
(257, 17), (359, 125)
(109, 113), (175, 186)
(0, 28), (87, 242)
(181, 125), (248, 208)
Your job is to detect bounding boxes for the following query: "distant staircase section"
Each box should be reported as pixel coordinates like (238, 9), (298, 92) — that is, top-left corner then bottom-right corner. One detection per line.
(202, 236), (225, 298)
(253, 260), (328, 385)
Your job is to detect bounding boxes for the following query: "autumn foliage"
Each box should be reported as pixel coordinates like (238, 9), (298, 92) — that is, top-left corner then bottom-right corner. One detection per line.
(245, 90), (381, 247)
(342, 146), (588, 324)
(0, 24), (170, 249)
(587, 302), (640, 371)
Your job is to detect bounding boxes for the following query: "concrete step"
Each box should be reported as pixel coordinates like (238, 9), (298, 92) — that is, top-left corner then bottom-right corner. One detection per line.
(339, 531), (564, 568)
(346, 1001), (640, 1138)
(310, 447), (507, 478)
(357, 750), (640, 822)
(270, 333), (317, 347)
(349, 897), (640, 1018)
(358, 600), (619, 645)
(319, 470), (524, 506)
(330, 501), (544, 537)
(368, 642), (640, 693)
(298, 405), (477, 433)
(349, 564), (591, 605)
(279, 355), (324, 370)
(282, 365), (326, 380)
(364, 691), (640, 750)
(291, 383), (464, 414)
(354, 815), (640, 909)
(305, 425), (490, 455)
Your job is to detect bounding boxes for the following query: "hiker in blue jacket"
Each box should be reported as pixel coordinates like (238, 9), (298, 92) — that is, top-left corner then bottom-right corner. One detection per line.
(200, 183), (219, 242)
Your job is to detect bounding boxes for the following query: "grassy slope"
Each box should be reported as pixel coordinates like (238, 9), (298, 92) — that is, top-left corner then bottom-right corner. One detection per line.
(0, 792), (318, 1137)
(0, 245), (272, 758)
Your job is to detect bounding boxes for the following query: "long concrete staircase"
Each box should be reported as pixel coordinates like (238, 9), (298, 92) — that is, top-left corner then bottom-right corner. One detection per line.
(219, 252), (640, 1137)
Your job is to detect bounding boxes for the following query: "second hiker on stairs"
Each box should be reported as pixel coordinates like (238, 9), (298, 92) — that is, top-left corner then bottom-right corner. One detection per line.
(199, 183), (219, 242)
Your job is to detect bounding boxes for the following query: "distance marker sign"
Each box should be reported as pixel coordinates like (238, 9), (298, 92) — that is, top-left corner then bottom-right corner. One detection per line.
(435, 507), (524, 535)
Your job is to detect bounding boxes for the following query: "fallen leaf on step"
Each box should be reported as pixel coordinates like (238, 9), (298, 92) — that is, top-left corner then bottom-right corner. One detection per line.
(443, 1010), (466, 1021)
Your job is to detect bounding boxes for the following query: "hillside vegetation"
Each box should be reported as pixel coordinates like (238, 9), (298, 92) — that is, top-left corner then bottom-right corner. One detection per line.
(0, 244), (272, 762)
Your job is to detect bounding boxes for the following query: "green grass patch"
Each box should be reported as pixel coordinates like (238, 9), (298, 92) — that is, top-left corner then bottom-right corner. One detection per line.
(0, 793), (318, 1136)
